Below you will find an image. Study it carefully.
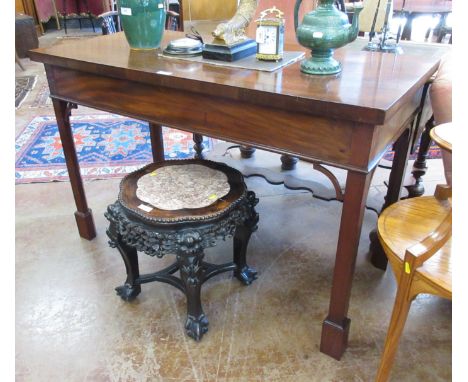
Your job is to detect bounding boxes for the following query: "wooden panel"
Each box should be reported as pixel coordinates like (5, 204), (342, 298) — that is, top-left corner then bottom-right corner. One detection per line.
(46, 65), (363, 170)
(29, 32), (449, 126)
(181, 0), (237, 21)
(16, 0), (25, 13)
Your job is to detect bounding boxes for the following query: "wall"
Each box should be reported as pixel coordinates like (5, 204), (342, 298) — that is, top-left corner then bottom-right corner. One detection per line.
(246, 0), (316, 44)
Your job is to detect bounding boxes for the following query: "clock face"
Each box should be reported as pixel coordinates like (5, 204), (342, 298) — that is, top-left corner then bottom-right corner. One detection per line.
(256, 25), (278, 55)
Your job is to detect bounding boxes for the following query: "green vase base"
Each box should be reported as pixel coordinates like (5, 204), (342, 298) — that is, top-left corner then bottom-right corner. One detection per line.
(129, 46), (159, 51)
(300, 56), (342, 75)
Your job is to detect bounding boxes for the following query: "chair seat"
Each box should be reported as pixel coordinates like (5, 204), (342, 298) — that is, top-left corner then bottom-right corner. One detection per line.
(378, 196), (452, 295)
(118, 159), (247, 225)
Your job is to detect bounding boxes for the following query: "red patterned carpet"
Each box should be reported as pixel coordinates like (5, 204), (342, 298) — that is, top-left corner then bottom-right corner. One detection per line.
(15, 113), (215, 184)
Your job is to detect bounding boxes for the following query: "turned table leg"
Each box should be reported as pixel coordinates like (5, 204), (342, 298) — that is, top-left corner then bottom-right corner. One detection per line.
(52, 99), (96, 240)
(239, 145), (256, 158)
(404, 115), (435, 198)
(320, 169), (375, 360)
(193, 133), (205, 159)
(280, 154), (299, 170)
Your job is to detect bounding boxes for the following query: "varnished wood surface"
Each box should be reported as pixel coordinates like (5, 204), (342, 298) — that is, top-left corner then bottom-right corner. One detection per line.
(377, 195), (452, 296)
(430, 122), (452, 152)
(376, 191), (452, 381)
(29, 32), (449, 125)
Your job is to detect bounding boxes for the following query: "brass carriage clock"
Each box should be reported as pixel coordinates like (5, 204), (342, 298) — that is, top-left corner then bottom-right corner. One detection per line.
(255, 6), (285, 61)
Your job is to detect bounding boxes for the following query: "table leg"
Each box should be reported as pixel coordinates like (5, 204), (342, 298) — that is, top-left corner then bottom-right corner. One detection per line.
(239, 145), (256, 159)
(148, 122), (165, 162)
(405, 115), (435, 198)
(193, 134), (205, 159)
(52, 99), (96, 240)
(369, 127), (412, 270)
(280, 154), (299, 170)
(320, 169), (375, 360)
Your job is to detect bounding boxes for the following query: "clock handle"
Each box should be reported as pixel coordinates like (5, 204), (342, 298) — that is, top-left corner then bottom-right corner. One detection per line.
(294, 0), (304, 32)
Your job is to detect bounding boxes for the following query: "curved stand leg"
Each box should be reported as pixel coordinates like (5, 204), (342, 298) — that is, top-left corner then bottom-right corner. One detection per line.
(178, 252), (209, 341)
(233, 225), (258, 285)
(233, 191), (259, 285)
(114, 234), (142, 301)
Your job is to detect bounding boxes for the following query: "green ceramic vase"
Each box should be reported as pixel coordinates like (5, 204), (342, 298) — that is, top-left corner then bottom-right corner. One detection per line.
(118, 0), (167, 50)
(294, 0), (363, 75)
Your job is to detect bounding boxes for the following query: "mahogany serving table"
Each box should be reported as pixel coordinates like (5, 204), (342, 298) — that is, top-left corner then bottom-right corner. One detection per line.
(29, 32), (449, 360)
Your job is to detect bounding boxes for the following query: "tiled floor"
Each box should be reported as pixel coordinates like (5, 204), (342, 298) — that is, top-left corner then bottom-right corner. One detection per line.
(15, 22), (451, 382)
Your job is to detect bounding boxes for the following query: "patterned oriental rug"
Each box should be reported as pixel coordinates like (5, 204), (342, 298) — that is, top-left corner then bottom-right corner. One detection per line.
(383, 142), (442, 162)
(15, 114), (214, 184)
(15, 113), (441, 184)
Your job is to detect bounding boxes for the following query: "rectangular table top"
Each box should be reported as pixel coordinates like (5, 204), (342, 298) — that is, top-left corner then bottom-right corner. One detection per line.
(29, 31), (450, 126)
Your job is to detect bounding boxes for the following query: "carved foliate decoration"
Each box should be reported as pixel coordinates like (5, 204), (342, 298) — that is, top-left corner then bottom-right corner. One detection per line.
(105, 190), (258, 259)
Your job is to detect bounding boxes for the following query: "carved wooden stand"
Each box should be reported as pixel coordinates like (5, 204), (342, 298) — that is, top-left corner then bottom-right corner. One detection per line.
(104, 160), (259, 341)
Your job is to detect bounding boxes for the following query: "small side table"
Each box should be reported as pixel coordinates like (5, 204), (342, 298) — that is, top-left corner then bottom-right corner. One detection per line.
(105, 159), (259, 341)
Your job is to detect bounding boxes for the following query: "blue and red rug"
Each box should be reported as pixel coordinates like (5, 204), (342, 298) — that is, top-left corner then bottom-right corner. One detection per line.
(382, 143), (442, 161)
(15, 114), (215, 184)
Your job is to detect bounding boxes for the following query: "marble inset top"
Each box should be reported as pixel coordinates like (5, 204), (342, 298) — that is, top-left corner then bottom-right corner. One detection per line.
(136, 164), (231, 210)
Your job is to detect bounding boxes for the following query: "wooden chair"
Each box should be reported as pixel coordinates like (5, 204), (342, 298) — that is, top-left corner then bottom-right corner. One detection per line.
(375, 123), (452, 382)
(97, 10), (120, 34)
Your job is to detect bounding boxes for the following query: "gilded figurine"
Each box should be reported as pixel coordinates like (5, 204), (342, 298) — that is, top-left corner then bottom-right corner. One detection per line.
(212, 0), (259, 45)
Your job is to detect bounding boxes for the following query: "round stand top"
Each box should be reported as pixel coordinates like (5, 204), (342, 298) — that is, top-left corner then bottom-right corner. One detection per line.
(430, 122), (452, 153)
(118, 159), (247, 225)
